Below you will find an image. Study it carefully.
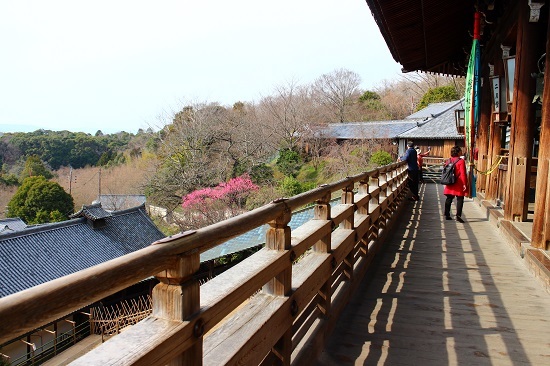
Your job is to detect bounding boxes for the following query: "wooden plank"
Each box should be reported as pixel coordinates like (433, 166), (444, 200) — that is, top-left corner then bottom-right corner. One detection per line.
(71, 317), (193, 366)
(291, 220), (332, 258)
(331, 204), (354, 227)
(199, 249), (288, 336)
(354, 213), (371, 240)
(330, 229), (356, 265)
(320, 183), (550, 366)
(355, 193), (370, 212)
(203, 294), (289, 366)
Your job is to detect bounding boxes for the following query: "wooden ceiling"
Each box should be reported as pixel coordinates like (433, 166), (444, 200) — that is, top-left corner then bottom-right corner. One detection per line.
(364, 0), (511, 77)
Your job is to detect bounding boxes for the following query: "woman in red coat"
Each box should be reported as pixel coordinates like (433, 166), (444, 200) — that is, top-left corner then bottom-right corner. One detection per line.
(443, 146), (468, 223)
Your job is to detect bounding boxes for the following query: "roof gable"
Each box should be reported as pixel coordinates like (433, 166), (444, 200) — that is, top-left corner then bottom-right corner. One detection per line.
(406, 100), (463, 119)
(399, 99), (464, 139)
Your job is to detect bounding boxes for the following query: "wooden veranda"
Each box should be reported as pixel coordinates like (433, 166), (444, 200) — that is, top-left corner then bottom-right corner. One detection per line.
(1, 163), (549, 365)
(318, 182), (550, 365)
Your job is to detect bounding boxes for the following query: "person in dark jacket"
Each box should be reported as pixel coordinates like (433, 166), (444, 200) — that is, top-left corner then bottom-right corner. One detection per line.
(399, 141), (419, 201)
(443, 145), (468, 222)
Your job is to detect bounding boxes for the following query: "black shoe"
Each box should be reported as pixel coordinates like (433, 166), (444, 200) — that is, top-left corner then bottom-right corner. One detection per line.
(408, 197), (418, 201)
(445, 215), (452, 220)
(456, 216), (464, 223)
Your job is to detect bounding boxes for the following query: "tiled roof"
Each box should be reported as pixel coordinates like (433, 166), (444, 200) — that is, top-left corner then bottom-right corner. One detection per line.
(200, 199), (339, 262)
(405, 100), (463, 120)
(71, 203), (112, 220)
(0, 205), (165, 298)
(0, 218), (27, 235)
(398, 100), (464, 140)
(318, 120), (420, 140)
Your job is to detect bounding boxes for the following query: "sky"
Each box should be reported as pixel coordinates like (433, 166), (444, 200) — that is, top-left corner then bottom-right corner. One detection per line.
(0, 0), (403, 135)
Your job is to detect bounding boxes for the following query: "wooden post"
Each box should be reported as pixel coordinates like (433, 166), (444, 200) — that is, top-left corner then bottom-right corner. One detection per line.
(154, 253), (201, 366)
(369, 173), (380, 242)
(341, 183), (354, 229)
(477, 69), (492, 194)
(532, 11), (550, 249)
(504, 1), (541, 221)
(378, 170), (388, 232)
(356, 177), (371, 258)
(263, 204), (292, 365)
(314, 192), (332, 317)
(341, 183), (355, 281)
(358, 177), (370, 215)
(314, 192), (332, 253)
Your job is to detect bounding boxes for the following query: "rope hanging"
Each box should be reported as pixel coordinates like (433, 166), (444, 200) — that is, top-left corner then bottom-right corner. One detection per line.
(474, 155), (504, 175)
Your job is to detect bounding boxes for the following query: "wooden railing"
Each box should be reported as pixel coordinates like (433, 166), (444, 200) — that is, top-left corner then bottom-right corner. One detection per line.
(0, 162), (409, 365)
(422, 157), (445, 181)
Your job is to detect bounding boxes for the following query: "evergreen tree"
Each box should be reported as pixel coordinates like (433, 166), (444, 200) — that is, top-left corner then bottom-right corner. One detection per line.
(7, 176), (74, 224)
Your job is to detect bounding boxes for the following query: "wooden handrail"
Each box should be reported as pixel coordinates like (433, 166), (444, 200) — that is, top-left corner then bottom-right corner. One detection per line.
(0, 162), (409, 365)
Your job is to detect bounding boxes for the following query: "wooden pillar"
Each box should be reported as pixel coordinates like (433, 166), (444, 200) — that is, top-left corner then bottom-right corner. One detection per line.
(485, 55), (506, 200)
(154, 253), (201, 366)
(264, 205), (292, 366)
(532, 10), (550, 250)
(476, 68), (492, 194)
(504, 1), (541, 221)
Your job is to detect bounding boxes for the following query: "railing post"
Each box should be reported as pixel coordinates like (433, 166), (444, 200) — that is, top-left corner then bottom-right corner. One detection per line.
(357, 176), (371, 257)
(314, 192), (332, 317)
(379, 169), (388, 231)
(369, 172), (380, 242)
(263, 203), (292, 365)
(358, 176), (370, 215)
(314, 192), (332, 252)
(154, 252), (201, 366)
(341, 182), (355, 281)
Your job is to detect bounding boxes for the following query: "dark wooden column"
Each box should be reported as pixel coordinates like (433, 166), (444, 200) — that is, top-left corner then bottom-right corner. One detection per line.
(504, 1), (541, 221)
(531, 8), (550, 250)
(485, 60), (506, 201)
(476, 67), (492, 194)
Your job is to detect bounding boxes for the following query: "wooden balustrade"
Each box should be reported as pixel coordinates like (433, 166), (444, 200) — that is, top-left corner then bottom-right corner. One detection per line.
(0, 162), (410, 365)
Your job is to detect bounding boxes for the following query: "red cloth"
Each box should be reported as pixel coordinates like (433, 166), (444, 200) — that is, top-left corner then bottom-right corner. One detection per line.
(417, 151), (429, 168)
(443, 158), (468, 196)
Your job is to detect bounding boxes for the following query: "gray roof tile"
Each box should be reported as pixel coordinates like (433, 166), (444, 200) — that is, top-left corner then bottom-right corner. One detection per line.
(406, 100), (463, 119)
(0, 205), (164, 298)
(319, 120), (420, 140)
(398, 100), (464, 140)
(0, 218), (27, 235)
(200, 199), (339, 262)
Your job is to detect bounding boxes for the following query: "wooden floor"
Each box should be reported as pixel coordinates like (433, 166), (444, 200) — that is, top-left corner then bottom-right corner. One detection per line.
(317, 182), (550, 366)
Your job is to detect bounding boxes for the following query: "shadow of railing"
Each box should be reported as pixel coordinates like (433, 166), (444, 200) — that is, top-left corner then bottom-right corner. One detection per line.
(317, 182), (536, 365)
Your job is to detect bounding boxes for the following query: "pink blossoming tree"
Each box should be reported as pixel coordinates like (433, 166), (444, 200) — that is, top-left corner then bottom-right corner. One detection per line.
(179, 174), (259, 229)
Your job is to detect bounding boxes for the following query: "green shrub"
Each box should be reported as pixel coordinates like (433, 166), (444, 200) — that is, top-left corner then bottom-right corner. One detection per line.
(370, 151), (393, 167)
(416, 85), (460, 111)
(276, 148), (302, 177)
(250, 163), (274, 185)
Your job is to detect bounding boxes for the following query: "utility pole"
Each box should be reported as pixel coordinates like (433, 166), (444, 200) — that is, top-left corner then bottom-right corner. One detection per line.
(98, 168), (102, 200)
(69, 167), (73, 195)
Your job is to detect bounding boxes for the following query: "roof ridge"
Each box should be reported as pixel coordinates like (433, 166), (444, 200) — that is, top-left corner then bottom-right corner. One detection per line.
(0, 218), (86, 240)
